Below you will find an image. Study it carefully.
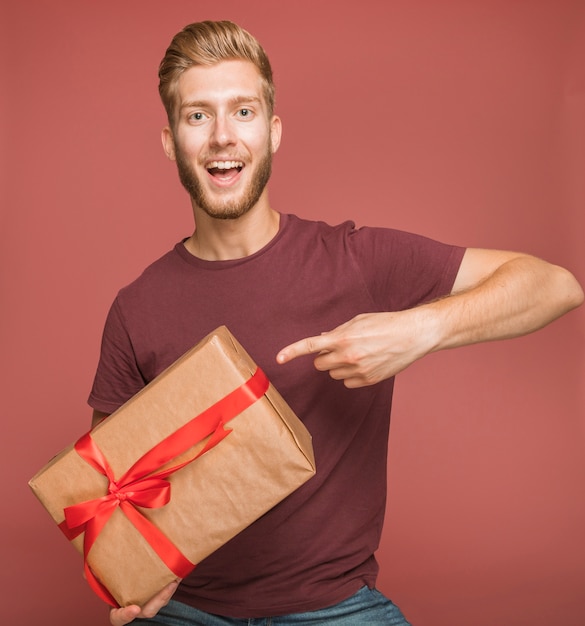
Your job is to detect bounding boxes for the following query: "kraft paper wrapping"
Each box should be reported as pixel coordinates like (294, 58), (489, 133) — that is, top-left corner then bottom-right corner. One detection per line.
(29, 326), (316, 607)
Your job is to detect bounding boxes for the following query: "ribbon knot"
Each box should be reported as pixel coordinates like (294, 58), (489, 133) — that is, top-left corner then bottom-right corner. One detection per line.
(112, 488), (127, 502)
(109, 482), (123, 498)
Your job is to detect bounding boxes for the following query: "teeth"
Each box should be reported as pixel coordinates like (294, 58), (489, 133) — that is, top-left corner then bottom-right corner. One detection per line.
(207, 161), (243, 170)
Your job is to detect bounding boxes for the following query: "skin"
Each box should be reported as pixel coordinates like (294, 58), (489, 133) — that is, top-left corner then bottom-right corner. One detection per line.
(161, 59), (282, 262)
(97, 59), (584, 626)
(277, 249), (584, 386)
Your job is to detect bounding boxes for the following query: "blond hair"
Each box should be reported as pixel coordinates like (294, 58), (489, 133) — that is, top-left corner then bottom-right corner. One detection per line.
(158, 20), (275, 124)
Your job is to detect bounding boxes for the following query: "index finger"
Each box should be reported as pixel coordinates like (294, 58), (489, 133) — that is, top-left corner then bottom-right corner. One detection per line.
(276, 334), (332, 364)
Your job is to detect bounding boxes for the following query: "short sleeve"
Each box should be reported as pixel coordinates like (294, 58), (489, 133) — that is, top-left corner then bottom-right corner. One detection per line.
(88, 298), (147, 413)
(346, 225), (466, 311)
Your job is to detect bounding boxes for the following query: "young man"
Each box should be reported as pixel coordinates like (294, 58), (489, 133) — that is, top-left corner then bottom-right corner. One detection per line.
(88, 20), (583, 626)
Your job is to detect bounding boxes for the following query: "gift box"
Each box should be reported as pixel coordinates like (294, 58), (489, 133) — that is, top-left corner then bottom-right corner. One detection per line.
(29, 326), (316, 607)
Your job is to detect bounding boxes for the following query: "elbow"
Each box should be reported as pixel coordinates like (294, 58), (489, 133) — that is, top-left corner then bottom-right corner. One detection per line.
(558, 265), (584, 313)
(571, 282), (585, 310)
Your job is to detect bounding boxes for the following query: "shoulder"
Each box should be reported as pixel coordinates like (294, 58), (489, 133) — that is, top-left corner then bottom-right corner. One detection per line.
(116, 244), (185, 302)
(284, 213), (419, 242)
(282, 214), (359, 248)
(280, 214), (447, 264)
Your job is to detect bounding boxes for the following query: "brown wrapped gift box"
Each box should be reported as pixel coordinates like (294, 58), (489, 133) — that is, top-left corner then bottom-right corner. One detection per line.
(29, 326), (316, 607)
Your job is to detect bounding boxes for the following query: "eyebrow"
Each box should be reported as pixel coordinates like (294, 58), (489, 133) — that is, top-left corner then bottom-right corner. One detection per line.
(180, 95), (263, 111)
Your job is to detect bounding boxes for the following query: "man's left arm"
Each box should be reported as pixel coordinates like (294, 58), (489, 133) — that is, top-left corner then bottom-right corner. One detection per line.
(276, 249), (584, 387)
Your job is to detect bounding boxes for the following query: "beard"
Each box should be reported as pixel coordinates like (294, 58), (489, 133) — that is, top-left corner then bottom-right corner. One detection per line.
(174, 139), (273, 220)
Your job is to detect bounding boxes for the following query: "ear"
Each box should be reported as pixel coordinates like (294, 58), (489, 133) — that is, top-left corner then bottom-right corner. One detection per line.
(269, 115), (282, 154)
(161, 126), (176, 161)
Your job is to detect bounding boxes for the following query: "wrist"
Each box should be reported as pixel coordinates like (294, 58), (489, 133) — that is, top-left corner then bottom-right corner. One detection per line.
(412, 300), (451, 356)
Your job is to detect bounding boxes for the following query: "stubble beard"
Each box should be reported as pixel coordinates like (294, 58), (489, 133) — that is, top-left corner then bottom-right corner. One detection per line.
(174, 140), (273, 220)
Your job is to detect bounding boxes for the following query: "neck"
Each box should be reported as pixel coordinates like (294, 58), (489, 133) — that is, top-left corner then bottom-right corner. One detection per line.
(184, 203), (280, 261)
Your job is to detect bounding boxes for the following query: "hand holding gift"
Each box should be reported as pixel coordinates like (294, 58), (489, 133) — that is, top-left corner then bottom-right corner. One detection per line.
(108, 580), (180, 626)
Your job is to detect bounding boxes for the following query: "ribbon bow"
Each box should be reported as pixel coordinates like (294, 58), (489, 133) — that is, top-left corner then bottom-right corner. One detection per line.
(60, 367), (269, 606)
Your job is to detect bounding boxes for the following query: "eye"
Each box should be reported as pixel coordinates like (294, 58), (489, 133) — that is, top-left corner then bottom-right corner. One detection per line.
(188, 111), (206, 122)
(238, 108), (253, 119)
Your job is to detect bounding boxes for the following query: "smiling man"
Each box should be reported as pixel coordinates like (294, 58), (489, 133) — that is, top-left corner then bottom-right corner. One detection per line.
(88, 20), (583, 626)
(162, 59), (281, 226)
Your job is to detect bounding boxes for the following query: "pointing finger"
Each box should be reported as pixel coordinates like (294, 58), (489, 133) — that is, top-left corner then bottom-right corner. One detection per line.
(276, 334), (332, 364)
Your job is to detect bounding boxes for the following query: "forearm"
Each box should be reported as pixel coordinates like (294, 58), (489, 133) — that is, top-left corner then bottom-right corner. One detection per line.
(423, 255), (584, 353)
(277, 253), (582, 388)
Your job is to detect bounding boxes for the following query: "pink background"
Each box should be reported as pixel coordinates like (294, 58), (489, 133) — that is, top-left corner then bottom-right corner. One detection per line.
(2, 2), (584, 625)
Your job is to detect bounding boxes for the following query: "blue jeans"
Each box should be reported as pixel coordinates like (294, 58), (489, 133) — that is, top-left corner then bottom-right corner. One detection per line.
(135, 586), (411, 625)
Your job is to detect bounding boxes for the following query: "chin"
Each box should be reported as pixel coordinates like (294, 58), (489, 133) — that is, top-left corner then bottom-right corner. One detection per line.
(200, 204), (253, 220)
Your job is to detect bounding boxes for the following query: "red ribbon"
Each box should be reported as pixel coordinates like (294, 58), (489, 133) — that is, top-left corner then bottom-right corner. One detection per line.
(60, 367), (269, 607)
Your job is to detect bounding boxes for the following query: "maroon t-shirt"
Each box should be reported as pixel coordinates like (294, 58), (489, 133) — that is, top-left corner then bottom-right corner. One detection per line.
(89, 213), (465, 617)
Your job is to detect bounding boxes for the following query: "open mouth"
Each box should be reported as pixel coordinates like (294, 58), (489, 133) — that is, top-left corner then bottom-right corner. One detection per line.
(206, 160), (244, 181)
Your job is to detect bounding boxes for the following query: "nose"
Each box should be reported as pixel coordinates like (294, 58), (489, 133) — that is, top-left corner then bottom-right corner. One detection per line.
(210, 114), (236, 148)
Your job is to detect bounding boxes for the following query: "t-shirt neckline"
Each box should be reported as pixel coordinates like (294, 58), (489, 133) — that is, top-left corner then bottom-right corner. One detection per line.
(174, 213), (291, 269)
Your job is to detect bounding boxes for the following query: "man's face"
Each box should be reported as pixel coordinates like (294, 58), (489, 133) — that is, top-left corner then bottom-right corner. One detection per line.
(162, 60), (281, 220)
